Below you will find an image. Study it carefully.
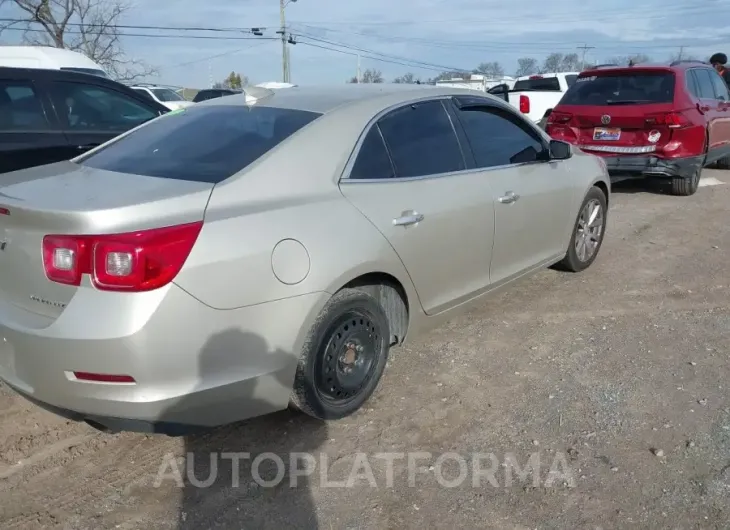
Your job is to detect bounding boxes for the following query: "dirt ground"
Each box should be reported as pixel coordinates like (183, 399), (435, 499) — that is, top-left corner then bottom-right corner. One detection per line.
(1, 171), (730, 530)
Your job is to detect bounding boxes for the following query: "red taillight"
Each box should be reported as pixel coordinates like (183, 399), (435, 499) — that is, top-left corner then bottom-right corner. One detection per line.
(547, 111), (573, 125)
(42, 221), (203, 292)
(645, 112), (689, 129)
(519, 94), (530, 114)
(73, 372), (135, 383)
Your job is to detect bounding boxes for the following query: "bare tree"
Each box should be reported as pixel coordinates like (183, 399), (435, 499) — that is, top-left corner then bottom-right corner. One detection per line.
(0, 0), (156, 81)
(607, 53), (653, 66)
(348, 68), (383, 83)
(515, 57), (538, 77)
(393, 72), (417, 84)
(473, 61), (504, 78)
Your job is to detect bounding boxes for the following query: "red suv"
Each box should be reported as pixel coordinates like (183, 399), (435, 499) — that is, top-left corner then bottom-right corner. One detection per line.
(545, 60), (730, 196)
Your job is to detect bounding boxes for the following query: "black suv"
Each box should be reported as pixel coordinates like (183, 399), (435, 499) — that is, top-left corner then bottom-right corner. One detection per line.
(192, 88), (241, 102)
(0, 67), (169, 174)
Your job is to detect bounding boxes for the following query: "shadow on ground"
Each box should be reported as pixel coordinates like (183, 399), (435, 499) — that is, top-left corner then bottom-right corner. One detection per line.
(167, 329), (328, 529)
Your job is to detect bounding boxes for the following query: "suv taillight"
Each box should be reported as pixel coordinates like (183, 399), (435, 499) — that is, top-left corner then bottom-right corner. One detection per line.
(519, 94), (530, 114)
(42, 221), (203, 292)
(547, 111), (573, 125)
(645, 111), (689, 129)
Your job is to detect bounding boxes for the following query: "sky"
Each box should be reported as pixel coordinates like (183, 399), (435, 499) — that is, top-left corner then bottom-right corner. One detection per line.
(0, 0), (728, 88)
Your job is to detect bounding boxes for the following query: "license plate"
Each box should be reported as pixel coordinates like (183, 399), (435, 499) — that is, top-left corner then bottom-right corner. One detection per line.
(593, 127), (621, 141)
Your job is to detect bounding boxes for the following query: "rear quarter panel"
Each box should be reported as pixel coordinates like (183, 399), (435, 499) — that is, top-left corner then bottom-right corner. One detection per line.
(172, 111), (420, 314)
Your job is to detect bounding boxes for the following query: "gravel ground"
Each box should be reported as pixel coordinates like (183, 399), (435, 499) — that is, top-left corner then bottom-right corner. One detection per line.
(1, 171), (730, 530)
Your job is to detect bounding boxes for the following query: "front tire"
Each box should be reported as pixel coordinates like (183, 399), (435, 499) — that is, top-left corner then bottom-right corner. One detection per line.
(556, 186), (608, 272)
(291, 288), (390, 420)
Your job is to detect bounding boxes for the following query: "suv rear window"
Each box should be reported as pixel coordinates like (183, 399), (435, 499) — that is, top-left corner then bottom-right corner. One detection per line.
(560, 72), (675, 106)
(78, 105), (321, 183)
(513, 77), (560, 91)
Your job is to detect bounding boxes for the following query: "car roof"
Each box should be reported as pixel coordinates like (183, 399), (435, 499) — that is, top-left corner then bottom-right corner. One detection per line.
(197, 83), (487, 114)
(581, 60), (712, 75)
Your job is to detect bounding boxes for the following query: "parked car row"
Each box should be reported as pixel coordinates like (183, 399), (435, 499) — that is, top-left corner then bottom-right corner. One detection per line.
(0, 81), (610, 434)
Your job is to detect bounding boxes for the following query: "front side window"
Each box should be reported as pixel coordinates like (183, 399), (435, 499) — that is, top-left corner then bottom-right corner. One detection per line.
(456, 104), (545, 168)
(79, 105), (322, 183)
(50, 81), (158, 131)
(377, 100), (464, 178)
(708, 70), (730, 101)
(0, 80), (50, 131)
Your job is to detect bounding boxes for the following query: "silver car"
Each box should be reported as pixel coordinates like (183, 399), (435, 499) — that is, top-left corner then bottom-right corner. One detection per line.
(0, 84), (610, 435)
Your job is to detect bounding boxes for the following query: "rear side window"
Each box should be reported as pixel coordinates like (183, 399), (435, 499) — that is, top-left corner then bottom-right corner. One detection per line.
(565, 75), (578, 87)
(78, 105), (321, 183)
(0, 80), (50, 131)
(513, 77), (561, 91)
(377, 100), (465, 178)
(350, 126), (394, 179)
(709, 70), (730, 101)
(560, 72), (675, 105)
(691, 69), (722, 99)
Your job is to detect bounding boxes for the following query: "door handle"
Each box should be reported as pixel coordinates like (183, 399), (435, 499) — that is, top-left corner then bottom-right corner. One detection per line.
(498, 191), (520, 204)
(697, 103), (711, 114)
(393, 211), (424, 226)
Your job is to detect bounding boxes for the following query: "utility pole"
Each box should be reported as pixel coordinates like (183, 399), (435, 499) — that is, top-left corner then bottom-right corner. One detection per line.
(356, 54), (361, 83)
(677, 46), (684, 61)
(279, 0), (288, 83)
(578, 44), (595, 70)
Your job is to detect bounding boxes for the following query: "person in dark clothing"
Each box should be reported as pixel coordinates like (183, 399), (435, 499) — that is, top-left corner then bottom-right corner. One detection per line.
(709, 53), (730, 87)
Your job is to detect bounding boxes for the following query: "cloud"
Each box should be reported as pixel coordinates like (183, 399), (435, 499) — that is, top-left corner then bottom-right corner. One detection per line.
(0, 0), (724, 86)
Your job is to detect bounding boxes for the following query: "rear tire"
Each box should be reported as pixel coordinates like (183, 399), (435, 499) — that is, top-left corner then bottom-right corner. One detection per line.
(556, 186), (608, 273)
(715, 156), (730, 170)
(290, 288), (390, 421)
(670, 166), (700, 196)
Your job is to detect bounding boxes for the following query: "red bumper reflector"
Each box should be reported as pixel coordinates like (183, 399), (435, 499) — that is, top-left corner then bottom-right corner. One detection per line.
(73, 372), (135, 383)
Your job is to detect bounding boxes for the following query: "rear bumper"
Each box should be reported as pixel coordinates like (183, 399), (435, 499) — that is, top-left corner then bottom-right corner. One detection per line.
(602, 154), (704, 180)
(0, 284), (328, 434)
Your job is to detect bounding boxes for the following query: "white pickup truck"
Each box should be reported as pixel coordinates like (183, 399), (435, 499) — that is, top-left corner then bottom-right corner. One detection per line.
(488, 72), (579, 126)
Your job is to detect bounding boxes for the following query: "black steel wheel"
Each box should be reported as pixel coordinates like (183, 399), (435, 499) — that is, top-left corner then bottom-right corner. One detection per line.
(291, 288), (390, 420)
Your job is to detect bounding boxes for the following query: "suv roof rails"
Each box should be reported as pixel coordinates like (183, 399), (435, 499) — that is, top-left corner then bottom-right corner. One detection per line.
(589, 63), (619, 69)
(669, 59), (707, 67)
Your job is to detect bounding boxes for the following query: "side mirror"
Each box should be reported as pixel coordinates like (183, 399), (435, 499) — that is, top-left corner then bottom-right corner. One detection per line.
(549, 139), (572, 160)
(487, 83), (509, 101)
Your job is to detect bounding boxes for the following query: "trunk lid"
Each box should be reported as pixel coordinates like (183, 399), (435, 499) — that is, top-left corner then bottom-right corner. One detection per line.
(560, 102), (678, 150)
(0, 161), (213, 318)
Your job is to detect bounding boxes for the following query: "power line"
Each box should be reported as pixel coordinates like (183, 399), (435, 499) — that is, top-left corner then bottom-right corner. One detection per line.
(294, 33), (470, 72)
(296, 41), (457, 73)
(167, 40), (274, 69)
(0, 26), (277, 41)
(290, 4), (717, 26)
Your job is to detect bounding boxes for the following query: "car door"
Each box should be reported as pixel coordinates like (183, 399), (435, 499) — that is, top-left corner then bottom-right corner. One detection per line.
(449, 97), (575, 285)
(0, 75), (69, 174)
(339, 98), (496, 315)
(46, 79), (160, 157)
(689, 68), (724, 163)
(707, 69), (730, 160)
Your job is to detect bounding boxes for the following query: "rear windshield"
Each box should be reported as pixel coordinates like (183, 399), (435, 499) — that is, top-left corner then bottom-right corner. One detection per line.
(78, 105), (322, 183)
(560, 72), (675, 106)
(60, 67), (109, 78)
(513, 77), (560, 91)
